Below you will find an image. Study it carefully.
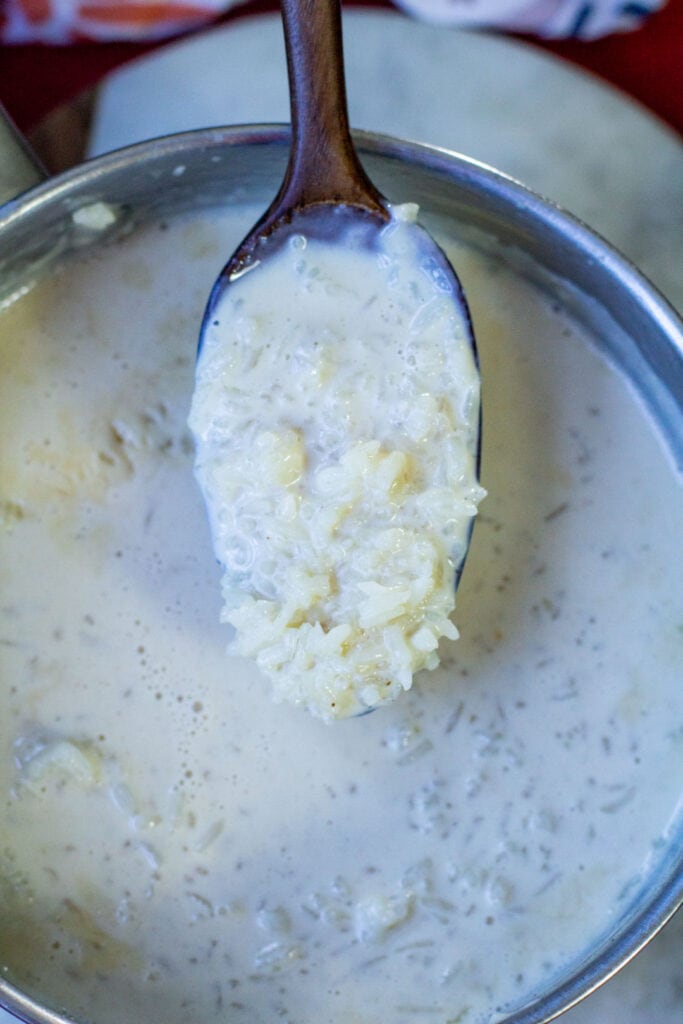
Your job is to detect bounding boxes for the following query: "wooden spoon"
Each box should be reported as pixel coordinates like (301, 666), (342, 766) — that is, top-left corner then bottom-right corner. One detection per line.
(191, 0), (482, 720)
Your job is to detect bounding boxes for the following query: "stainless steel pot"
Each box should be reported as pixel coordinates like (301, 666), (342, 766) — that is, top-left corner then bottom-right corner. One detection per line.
(0, 116), (681, 1024)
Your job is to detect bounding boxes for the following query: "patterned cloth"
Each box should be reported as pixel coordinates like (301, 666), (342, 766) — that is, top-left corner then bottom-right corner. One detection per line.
(0, 0), (666, 43)
(396, 0), (666, 38)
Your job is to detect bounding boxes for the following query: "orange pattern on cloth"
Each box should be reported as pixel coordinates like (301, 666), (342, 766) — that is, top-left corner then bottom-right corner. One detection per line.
(1, 0), (248, 41)
(78, 1), (216, 26)
(16, 0), (53, 23)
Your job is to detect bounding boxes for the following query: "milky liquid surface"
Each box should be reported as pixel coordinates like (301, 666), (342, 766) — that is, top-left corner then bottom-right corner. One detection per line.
(0, 208), (681, 1024)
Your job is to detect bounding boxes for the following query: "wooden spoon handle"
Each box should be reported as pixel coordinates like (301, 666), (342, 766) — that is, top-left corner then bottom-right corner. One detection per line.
(272, 0), (388, 216)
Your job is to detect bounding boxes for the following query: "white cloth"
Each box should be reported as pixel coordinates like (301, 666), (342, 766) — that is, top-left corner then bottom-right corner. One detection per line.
(394, 0), (666, 39)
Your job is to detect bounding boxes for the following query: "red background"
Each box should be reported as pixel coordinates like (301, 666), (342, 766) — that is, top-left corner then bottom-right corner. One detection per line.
(1, 0), (682, 137)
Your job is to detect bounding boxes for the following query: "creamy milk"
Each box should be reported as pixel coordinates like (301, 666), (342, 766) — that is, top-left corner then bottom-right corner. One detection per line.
(0, 207), (681, 1024)
(189, 205), (484, 721)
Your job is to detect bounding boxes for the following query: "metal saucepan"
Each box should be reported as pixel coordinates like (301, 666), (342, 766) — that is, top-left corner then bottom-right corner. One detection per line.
(0, 112), (681, 1024)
